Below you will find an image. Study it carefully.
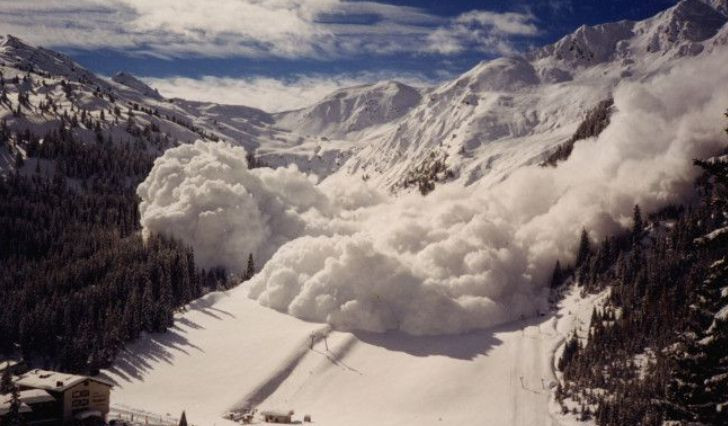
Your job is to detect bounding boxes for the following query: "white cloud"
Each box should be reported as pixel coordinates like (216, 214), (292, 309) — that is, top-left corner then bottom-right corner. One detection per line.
(0, 0), (539, 59)
(425, 10), (538, 55)
(142, 73), (436, 112)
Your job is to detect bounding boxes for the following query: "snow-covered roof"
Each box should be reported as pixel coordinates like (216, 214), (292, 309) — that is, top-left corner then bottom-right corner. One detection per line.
(74, 409), (103, 420)
(261, 408), (294, 417)
(16, 369), (113, 392)
(0, 395), (32, 416)
(18, 389), (55, 404)
(0, 360), (20, 372)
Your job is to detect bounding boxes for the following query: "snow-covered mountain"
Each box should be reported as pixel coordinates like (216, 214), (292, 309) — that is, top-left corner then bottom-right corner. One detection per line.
(2, 0), (727, 193)
(326, 0), (728, 190)
(274, 80), (423, 139)
(112, 72), (163, 100)
(0, 35), (350, 177)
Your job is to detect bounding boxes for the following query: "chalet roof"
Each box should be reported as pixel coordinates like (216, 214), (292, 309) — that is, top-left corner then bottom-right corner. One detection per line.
(18, 389), (55, 404)
(261, 409), (294, 417)
(74, 409), (103, 420)
(16, 369), (113, 392)
(0, 360), (20, 372)
(0, 395), (32, 416)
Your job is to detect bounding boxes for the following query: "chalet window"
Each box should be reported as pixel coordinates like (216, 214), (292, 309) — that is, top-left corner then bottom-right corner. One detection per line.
(71, 399), (89, 407)
(72, 390), (90, 398)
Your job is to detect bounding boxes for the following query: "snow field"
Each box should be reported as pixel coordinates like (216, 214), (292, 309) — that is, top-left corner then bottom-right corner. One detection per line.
(106, 284), (607, 425)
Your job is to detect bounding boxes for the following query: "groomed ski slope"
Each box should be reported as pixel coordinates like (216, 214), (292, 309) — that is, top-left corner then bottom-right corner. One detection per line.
(105, 284), (599, 426)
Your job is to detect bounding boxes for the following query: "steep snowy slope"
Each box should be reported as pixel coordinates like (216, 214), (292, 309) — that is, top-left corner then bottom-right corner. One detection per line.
(274, 81), (422, 139)
(0, 35), (347, 178)
(112, 72), (163, 100)
(310, 0), (728, 191)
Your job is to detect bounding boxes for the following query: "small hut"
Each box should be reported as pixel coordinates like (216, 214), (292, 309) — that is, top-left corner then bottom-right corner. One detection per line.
(260, 408), (293, 424)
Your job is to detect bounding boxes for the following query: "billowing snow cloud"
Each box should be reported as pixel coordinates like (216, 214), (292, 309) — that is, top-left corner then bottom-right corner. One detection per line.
(137, 141), (334, 270)
(139, 51), (728, 335)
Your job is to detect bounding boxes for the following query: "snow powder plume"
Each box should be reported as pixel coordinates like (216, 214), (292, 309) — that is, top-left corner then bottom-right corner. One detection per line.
(140, 50), (728, 335)
(137, 141), (335, 272)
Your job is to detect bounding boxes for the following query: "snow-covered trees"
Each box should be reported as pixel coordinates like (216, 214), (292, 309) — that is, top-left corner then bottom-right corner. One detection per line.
(556, 151), (728, 424)
(542, 99), (614, 167)
(0, 126), (229, 373)
(665, 243), (728, 424)
(0, 368), (12, 394)
(4, 386), (23, 426)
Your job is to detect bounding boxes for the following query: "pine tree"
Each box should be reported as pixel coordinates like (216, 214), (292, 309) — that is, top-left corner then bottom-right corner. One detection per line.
(5, 385), (23, 426)
(632, 204), (643, 246)
(664, 259), (722, 422)
(576, 229), (591, 267)
(703, 317), (728, 424)
(14, 152), (23, 168)
(244, 253), (255, 281)
(699, 259), (728, 424)
(179, 410), (188, 426)
(158, 268), (175, 331)
(0, 367), (13, 394)
(141, 280), (155, 332)
(550, 260), (563, 289)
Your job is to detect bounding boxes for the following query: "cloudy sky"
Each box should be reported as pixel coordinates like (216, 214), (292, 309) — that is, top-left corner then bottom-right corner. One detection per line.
(0, 0), (677, 111)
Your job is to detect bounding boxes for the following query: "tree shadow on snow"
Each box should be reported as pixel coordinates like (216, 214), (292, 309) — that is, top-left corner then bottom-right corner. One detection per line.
(103, 315), (209, 385)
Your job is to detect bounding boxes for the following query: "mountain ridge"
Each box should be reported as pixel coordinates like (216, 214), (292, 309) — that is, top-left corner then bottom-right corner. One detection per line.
(1, 0), (727, 191)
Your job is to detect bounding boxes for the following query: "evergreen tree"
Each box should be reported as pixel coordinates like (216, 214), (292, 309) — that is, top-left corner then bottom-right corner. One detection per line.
(5, 385), (23, 426)
(14, 152), (23, 168)
(664, 297), (713, 422)
(550, 260), (564, 289)
(632, 204), (643, 245)
(178, 410), (188, 426)
(244, 253), (255, 281)
(141, 279), (156, 332)
(703, 317), (728, 424)
(576, 229), (591, 267)
(158, 269), (175, 330)
(0, 367), (13, 394)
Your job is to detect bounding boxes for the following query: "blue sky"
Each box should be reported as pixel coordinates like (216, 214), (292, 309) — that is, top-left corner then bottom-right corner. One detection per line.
(0, 0), (678, 111)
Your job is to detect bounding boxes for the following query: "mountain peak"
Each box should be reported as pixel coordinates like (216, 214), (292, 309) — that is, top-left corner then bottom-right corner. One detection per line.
(274, 79), (422, 138)
(704, 0), (728, 16)
(529, 20), (635, 66)
(111, 71), (162, 99)
(529, 0), (726, 66)
(1, 34), (27, 50)
(670, 0), (726, 28)
(637, 0), (726, 55)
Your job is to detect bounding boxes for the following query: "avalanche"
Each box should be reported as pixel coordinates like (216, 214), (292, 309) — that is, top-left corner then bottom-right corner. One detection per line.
(138, 47), (728, 336)
(106, 1), (728, 424)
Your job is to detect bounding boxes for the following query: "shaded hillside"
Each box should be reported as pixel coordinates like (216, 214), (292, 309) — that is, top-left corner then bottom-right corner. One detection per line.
(554, 114), (728, 425)
(541, 99), (614, 167)
(0, 101), (230, 375)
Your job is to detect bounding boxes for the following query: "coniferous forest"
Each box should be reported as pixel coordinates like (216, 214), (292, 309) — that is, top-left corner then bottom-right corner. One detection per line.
(554, 116), (728, 425)
(0, 121), (229, 374)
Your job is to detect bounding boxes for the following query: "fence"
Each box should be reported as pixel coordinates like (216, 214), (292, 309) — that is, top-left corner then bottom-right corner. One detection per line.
(108, 404), (193, 426)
